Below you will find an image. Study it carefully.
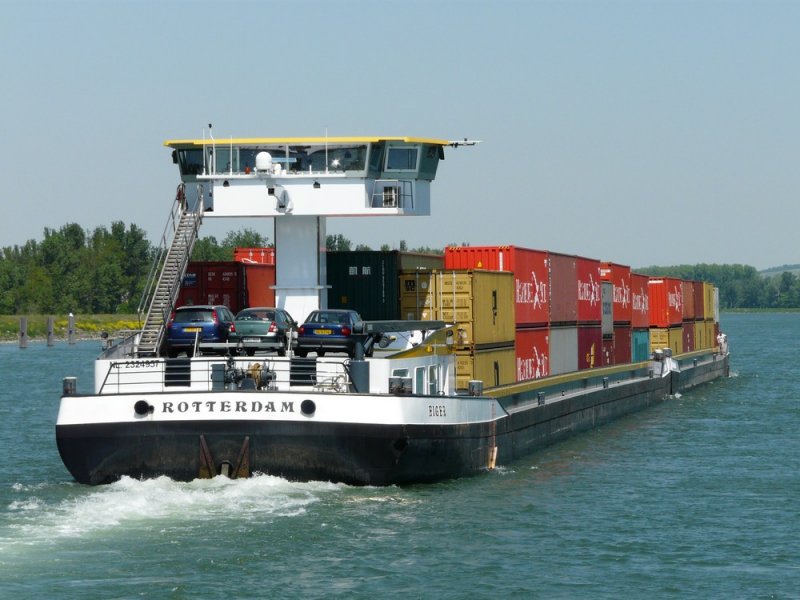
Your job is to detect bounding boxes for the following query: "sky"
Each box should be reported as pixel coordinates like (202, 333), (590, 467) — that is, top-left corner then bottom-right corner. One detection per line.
(2, 0), (798, 270)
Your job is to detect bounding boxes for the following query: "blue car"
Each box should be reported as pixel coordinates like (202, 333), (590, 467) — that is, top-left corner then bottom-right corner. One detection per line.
(294, 309), (367, 358)
(164, 305), (236, 358)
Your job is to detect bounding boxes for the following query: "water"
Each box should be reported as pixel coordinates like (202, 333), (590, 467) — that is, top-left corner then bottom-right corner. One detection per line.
(1, 314), (798, 598)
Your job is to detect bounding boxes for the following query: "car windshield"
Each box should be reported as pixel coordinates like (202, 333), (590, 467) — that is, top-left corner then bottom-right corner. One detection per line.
(173, 309), (214, 323)
(238, 310), (275, 321)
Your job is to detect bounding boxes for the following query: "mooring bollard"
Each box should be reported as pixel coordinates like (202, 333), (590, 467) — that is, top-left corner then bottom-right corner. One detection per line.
(47, 316), (55, 347)
(68, 313), (76, 345)
(19, 317), (28, 349)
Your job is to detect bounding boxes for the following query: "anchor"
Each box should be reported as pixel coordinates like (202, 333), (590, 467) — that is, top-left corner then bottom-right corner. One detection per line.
(198, 434), (251, 479)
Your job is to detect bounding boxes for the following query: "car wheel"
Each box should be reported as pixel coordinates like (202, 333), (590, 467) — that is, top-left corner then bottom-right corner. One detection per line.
(278, 347), (286, 357)
(246, 349), (256, 357)
(185, 348), (194, 358)
(167, 349), (178, 358)
(295, 349), (308, 358)
(317, 350), (325, 357)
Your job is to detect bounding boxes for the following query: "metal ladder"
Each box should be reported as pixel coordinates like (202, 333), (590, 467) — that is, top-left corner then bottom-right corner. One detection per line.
(136, 184), (203, 357)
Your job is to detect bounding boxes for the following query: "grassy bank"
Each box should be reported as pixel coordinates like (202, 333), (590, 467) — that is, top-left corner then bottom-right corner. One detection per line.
(0, 314), (140, 341)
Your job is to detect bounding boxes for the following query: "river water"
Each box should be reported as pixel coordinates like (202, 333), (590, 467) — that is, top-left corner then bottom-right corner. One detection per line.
(0, 313), (797, 598)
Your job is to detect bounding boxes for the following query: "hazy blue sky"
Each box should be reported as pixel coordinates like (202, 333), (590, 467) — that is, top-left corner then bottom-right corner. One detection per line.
(2, 0), (797, 270)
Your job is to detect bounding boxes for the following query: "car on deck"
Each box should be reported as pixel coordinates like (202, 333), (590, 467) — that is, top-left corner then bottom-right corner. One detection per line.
(164, 305), (236, 358)
(294, 309), (367, 358)
(228, 307), (297, 356)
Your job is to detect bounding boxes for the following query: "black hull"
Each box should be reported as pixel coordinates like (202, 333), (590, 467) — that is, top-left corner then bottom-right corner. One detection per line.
(56, 354), (729, 486)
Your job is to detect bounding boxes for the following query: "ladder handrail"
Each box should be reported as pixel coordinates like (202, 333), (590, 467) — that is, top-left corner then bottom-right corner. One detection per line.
(136, 184), (203, 356)
(137, 184), (186, 322)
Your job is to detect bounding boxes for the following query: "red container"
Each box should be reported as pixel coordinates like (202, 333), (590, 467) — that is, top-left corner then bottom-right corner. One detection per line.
(682, 322), (695, 353)
(630, 272), (650, 329)
(648, 277), (683, 327)
(613, 325), (632, 365)
(576, 256), (602, 324)
(600, 262), (632, 324)
(243, 263), (276, 308)
(681, 280), (696, 321)
(693, 280), (705, 321)
(601, 337), (615, 366)
(234, 247), (275, 265)
(549, 252), (577, 324)
(578, 325), (602, 370)
(205, 264), (242, 312)
(515, 326), (550, 381)
(445, 246), (549, 326)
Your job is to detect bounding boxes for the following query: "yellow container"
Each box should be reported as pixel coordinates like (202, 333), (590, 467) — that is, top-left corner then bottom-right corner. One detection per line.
(703, 282), (715, 322)
(704, 321), (715, 349)
(650, 327), (683, 354)
(455, 345), (516, 390)
(399, 271), (436, 319)
(694, 321), (706, 350)
(434, 270), (515, 346)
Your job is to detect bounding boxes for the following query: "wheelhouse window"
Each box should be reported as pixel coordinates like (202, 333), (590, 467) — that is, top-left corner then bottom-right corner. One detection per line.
(177, 149), (205, 176)
(386, 147), (419, 171)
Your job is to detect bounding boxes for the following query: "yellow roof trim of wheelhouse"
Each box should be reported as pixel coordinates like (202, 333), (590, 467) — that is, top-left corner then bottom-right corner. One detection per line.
(164, 136), (450, 148)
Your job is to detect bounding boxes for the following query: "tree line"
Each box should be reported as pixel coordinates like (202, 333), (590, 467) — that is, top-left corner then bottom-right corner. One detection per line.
(1, 223), (797, 314)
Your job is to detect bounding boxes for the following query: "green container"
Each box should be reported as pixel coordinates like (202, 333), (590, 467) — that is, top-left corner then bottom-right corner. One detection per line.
(326, 251), (443, 320)
(632, 328), (650, 362)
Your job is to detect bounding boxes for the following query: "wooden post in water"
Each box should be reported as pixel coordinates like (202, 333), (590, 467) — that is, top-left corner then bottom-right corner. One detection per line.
(19, 317), (28, 349)
(68, 313), (76, 345)
(47, 316), (55, 347)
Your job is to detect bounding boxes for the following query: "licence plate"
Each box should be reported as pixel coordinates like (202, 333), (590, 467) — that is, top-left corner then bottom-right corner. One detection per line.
(316, 329), (332, 335)
(243, 337), (260, 343)
(184, 327), (202, 333)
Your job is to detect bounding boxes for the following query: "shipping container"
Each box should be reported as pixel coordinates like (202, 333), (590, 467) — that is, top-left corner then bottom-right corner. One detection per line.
(399, 270), (436, 320)
(600, 262), (633, 323)
(630, 273), (650, 329)
(435, 270), (515, 346)
(693, 280), (705, 321)
(694, 321), (706, 350)
(243, 264), (277, 308)
(549, 326), (578, 375)
(648, 277), (683, 327)
(631, 328), (650, 362)
(614, 325), (632, 365)
(444, 246), (549, 327)
(682, 321), (695, 353)
(515, 327), (550, 381)
(549, 253), (577, 324)
(455, 345), (516, 391)
(601, 281), (614, 336)
(327, 251), (443, 320)
(681, 280), (696, 321)
(233, 247), (276, 265)
(576, 256), (602, 324)
(176, 262), (276, 315)
(703, 282), (715, 321)
(578, 325), (602, 370)
(649, 326), (683, 355)
(713, 287), (720, 323)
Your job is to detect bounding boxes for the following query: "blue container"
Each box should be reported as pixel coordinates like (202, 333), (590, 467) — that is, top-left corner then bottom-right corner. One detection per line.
(632, 328), (650, 362)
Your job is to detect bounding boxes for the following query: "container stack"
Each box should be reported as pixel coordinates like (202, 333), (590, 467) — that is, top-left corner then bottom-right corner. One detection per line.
(445, 246), (550, 383)
(177, 261), (276, 314)
(402, 263), (516, 391)
(630, 272), (650, 361)
(681, 280), (696, 352)
(327, 251), (443, 320)
(600, 262), (633, 366)
(647, 277), (684, 355)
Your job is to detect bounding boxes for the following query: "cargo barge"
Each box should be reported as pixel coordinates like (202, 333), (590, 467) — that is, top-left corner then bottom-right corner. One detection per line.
(55, 133), (729, 485)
